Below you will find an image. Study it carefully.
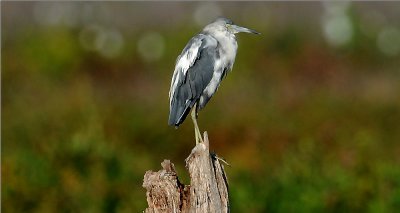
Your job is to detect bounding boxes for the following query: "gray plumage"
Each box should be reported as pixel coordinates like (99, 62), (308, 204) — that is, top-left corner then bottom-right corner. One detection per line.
(168, 17), (259, 127)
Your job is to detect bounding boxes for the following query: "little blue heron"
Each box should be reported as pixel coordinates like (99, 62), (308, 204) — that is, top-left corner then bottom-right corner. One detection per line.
(168, 17), (260, 144)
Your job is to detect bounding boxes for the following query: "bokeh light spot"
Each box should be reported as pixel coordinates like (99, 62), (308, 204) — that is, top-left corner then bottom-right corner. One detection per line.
(323, 14), (353, 47)
(322, 1), (353, 47)
(377, 27), (400, 57)
(79, 24), (103, 51)
(97, 29), (124, 58)
(79, 25), (124, 58)
(137, 32), (165, 62)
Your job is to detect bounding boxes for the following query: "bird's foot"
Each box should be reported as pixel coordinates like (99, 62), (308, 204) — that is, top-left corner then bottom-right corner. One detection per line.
(195, 132), (204, 144)
(213, 154), (231, 166)
(198, 134), (204, 144)
(217, 157), (230, 166)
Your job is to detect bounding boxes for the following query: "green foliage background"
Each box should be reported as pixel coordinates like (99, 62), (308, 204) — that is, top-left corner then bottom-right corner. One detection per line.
(2, 2), (400, 212)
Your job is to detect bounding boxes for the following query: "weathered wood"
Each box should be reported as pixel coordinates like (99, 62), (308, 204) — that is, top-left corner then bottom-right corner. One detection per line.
(143, 132), (229, 213)
(143, 160), (188, 213)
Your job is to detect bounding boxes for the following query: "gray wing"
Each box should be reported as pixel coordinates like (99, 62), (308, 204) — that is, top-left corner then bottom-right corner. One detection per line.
(168, 34), (218, 127)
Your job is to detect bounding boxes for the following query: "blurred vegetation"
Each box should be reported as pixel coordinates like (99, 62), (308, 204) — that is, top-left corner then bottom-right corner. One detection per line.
(2, 2), (400, 213)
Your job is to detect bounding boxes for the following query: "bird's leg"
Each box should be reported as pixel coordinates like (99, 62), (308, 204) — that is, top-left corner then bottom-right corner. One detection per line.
(194, 105), (204, 144)
(191, 109), (199, 144)
(191, 106), (204, 144)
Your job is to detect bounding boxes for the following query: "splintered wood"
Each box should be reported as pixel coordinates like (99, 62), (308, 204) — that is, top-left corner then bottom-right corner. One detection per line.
(143, 132), (229, 213)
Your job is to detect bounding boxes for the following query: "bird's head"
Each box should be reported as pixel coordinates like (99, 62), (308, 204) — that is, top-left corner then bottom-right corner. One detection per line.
(203, 17), (260, 36)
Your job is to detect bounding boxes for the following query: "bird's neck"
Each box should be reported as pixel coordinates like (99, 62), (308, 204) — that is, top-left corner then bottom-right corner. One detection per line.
(212, 31), (237, 48)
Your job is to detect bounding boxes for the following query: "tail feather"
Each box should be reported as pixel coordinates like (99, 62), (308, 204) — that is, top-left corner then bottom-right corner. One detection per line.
(168, 99), (195, 127)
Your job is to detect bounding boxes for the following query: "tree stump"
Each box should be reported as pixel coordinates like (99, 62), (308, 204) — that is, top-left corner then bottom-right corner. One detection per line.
(143, 132), (229, 213)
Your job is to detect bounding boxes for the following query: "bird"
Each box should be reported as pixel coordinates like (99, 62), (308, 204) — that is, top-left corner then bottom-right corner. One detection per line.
(168, 17), (260, 144)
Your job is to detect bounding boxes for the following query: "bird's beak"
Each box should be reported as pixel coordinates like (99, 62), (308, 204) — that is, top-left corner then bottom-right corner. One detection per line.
(232, 25), (260, 35)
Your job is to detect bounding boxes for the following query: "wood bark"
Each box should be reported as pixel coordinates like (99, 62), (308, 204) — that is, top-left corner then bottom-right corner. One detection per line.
(143, 132), (229, 213)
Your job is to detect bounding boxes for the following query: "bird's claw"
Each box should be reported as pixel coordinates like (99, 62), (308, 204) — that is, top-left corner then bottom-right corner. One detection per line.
(214, 154), (231, 167)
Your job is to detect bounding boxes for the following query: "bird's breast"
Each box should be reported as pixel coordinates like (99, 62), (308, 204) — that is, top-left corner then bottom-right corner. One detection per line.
(198, 37), (237, 109)
(216, 37), (238, 72)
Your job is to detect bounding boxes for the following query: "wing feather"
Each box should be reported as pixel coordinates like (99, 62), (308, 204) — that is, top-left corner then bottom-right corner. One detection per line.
(168, 34), (218, 126)
(169, 36), (203, 102)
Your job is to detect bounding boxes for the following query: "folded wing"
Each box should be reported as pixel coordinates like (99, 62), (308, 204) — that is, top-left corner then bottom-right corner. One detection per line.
(168, 34), (218, 127)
